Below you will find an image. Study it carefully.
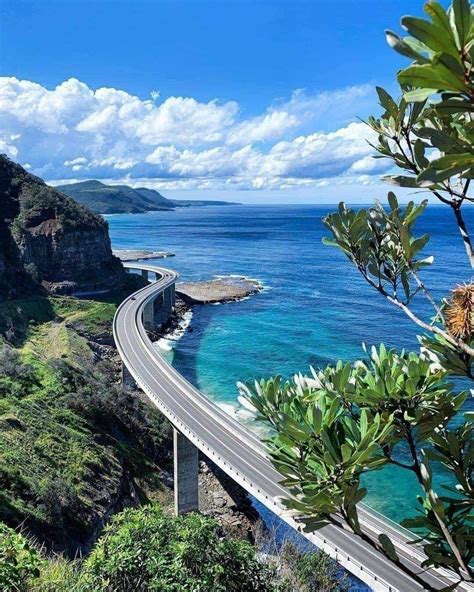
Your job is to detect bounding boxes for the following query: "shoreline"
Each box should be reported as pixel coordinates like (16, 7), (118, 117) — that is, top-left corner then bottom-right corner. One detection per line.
(148, 275), (268, 436)
(114, 249), (175, 261)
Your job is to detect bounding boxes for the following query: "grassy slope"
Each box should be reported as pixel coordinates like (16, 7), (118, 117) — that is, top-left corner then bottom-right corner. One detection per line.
(0, 286), (172, 556)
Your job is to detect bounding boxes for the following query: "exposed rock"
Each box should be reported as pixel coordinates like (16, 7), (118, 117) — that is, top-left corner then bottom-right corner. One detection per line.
(114, 249), (175, 261)
(198, 458), (263, 542)
(177, 276), (263, 304)
(0, 155), (125, 299)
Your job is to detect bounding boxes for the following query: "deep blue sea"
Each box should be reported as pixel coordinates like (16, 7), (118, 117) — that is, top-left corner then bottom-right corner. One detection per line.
(107, 203), (473, 528)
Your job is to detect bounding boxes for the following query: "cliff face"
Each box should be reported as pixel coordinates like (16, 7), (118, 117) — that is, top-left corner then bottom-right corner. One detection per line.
(0, 156), (125, 298)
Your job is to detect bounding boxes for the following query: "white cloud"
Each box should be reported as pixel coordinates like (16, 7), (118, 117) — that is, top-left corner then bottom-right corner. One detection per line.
(0, 76), (384, 192)
(227, 110), (299, 145)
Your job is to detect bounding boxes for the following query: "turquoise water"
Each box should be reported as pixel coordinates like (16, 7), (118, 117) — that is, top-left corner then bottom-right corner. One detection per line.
(107, 204), (473, 524)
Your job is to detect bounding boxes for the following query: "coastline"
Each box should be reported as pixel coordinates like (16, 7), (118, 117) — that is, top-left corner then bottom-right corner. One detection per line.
(148, 275), (269, 437)
(149, 274), (264, 347)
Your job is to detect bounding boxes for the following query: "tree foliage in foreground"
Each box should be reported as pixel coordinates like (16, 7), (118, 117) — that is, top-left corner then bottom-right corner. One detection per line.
(0, 507), (348, 592)
(240, 0), (474, 585)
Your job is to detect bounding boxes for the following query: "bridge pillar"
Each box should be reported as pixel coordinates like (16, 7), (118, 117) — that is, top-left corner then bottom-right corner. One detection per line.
(121, 363), (137, 390)
(163, 285), (174, 313)
(173, 428), (199, 515)
(143, 301), (155, 330)
(141, 269), (148, 281)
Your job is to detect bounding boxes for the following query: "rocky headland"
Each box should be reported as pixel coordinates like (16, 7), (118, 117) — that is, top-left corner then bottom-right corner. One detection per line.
(0, 155), (125, 298)
(114, 249), (175, 261)
(177, 275), (263, 304)
(57, 179), (240, 214)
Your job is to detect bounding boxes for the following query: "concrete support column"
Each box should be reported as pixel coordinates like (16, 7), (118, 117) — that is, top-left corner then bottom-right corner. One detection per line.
(171, 284), (176, 309)
(141, 269), (148, 281)
(121, 362), (137, 390)
(173, 428), (199, 515)
(163, 286), (173, 313)
(143, 300), (154, 330)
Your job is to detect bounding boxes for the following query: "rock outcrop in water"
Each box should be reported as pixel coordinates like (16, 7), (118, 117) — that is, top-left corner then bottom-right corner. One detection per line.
(0, 155), (125, 298)
(176, 276), (262, 304)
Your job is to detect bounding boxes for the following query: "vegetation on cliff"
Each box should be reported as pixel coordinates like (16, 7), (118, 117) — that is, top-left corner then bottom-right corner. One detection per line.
(1, 506), (348, 592)
(56, 180), (173, 215)
(0, 278), (171, 557)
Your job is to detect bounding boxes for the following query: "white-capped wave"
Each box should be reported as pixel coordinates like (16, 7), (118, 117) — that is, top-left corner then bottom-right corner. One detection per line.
(153, 310), (193, 351)
(215, 399), (269, 437)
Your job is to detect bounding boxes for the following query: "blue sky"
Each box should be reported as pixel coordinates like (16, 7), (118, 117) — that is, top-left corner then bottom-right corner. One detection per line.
(0, 0), (431, 202)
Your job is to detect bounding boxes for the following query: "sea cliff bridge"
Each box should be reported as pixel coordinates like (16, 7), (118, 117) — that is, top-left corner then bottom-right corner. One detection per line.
(114, 263), (470, 592)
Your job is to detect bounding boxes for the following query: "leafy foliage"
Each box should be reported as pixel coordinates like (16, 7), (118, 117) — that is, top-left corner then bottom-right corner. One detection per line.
(82, 506), (272, 592)
(0, 295), (169, 556)
(271, 541), (349, 592)
(323, 195), (432, 305)
(0, 523), (41, 592)
(380, 0), (474, 189)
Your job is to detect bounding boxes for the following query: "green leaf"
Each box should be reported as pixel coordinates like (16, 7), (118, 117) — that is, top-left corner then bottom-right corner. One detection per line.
(401, 16), (460, 59)
(418, 153), (474, 184)
(436, 98), (474, 113)
(452, 0), (471, 48)
(433, 52), (465, 77)
(398, 64), (466, 93)
(404, 87), (437, 102)
(382, 175), (420, 188)
(387, 192), (399, 212)
(431, 153), (474, 170)
(385, 30), (429, 63)
(378, 533), (399, 562)
(376, 86), (398, 115)
(424, 2), (454, 39)
(414, 139), (430, 169)
(416, 126), (468, 152)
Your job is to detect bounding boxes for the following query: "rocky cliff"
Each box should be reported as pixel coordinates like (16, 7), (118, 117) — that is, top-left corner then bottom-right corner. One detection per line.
(0, 156), (125, 298)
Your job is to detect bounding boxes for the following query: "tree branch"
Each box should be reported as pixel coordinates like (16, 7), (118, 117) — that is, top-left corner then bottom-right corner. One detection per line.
(451, 202), (474, 268)
(356, 264), (474, 357)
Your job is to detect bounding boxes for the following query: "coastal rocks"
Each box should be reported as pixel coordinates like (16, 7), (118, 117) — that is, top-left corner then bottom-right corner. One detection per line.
(198, 459), (263, 541)
(0, 155), (125, 298)
(177, 275), (263, 304)
(113, 249), (175, 261)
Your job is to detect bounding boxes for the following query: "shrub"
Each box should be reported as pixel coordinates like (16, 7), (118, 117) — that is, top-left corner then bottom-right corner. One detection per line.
(82, 505), (272, 591)
(274, 541), (349, 592)
(0, 523), (41, 591)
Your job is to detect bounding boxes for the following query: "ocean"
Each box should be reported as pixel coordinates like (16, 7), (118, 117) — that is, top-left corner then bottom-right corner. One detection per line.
(107, 202), (473, 529)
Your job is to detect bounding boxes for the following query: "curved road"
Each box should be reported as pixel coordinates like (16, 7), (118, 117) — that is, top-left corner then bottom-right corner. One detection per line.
(113, 264), (467, 592)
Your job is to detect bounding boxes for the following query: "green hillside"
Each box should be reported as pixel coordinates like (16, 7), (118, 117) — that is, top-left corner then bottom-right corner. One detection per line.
(57, 180), (240, 214)
(56, 181), (173, 214)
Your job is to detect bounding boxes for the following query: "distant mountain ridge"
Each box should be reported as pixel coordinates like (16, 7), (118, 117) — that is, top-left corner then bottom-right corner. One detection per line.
(57, 180), (240, 214)
(56, 180), (172, 214)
